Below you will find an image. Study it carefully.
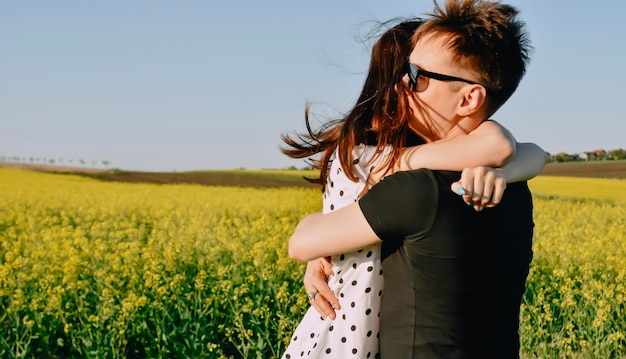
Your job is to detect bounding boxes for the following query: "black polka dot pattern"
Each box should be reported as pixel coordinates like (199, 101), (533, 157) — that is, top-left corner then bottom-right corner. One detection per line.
(281, 145), (388, 359)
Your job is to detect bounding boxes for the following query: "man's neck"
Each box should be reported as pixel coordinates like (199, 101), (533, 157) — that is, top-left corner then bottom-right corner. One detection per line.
(445, 115), (484, 139)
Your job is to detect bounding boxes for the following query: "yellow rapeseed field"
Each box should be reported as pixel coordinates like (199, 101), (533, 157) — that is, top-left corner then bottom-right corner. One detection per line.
(0, 169), (624, 358)
(523, 176), (626, 358)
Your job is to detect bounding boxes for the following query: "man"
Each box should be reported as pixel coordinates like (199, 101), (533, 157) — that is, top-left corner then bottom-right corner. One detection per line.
(289, 0), (534, 357)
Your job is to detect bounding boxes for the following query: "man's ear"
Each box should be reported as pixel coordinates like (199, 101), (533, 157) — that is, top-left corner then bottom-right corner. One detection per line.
(457, 85), (486, 117)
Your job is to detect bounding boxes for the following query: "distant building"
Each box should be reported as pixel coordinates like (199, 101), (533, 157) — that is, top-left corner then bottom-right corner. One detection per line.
(551, 152), (579, 162)
(579, 152), (596, 161)
(594, 149), (607, 159)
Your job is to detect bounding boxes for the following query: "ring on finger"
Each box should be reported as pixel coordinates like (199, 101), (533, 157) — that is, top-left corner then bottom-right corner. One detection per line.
(308, 291), (318, 301)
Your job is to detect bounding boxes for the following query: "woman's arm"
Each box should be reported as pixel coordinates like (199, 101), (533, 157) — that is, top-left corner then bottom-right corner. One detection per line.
(365, 120), (514, 188)
(368, 121), (545, 194)
(451, 142), (547, 210)
(398, 120), (516, 171)
(499, 142), (547, 182)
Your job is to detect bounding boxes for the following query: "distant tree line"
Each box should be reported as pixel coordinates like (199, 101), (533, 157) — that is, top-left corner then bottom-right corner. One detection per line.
(0, 155), (110, 168)
(546, 148), (626, 163)
(283, 165), (316, 171)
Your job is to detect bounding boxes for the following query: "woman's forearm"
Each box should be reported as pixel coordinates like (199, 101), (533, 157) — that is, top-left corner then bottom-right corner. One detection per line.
(398, 120), (516, 172)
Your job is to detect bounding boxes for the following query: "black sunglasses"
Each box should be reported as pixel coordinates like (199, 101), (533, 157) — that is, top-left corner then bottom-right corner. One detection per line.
(405, 62), (489, 92)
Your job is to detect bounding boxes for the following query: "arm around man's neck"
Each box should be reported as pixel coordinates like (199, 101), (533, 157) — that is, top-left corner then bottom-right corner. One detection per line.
(500, 142), (547, 183)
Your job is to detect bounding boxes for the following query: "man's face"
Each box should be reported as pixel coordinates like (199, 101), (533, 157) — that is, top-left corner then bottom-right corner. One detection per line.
(405, 33), (476, 140)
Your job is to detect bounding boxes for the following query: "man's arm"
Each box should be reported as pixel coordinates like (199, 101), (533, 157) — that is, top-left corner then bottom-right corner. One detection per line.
(288, 203), (381, 262)
(293, 169), (438, 318)
(291, 170), (437, 262)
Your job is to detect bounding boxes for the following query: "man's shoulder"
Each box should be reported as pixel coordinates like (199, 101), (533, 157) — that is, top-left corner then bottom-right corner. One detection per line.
(401, 169), (462, 192)
(366, 168), (440, 204)
(372, 169), (462, 201)
(388, 169), (531, 200)
(388, 168), (460, 185)
(360, 169), (442, 241)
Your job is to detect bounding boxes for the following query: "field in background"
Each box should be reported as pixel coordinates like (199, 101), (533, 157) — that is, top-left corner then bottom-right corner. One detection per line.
(1, 159), (626, 187)
(0, 162), (321, 188)
(77, 169), (322, 188)
(0, 169), (321, 358)
(1, 168), (625, 358)
(539, 160), (626, 180)
(529, 175), (626, 202)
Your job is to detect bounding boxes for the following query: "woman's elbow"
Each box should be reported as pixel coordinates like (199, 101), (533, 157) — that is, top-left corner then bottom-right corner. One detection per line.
(489, 136), (516, 167)
(526, 142), (548, 171)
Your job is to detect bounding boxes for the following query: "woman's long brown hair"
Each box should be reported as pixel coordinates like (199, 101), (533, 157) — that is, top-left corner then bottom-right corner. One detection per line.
(281, 19), (423, 189)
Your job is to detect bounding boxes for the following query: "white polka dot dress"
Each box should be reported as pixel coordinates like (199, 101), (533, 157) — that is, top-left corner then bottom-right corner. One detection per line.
(282, 145), (389, 359)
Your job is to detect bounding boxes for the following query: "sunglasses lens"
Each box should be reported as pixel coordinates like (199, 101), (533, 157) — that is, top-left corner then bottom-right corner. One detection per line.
(408, 64), (418, 90)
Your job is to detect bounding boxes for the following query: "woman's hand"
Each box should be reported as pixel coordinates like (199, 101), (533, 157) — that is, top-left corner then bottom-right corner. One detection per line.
(362, 164), (393, 195)
(303, 257), (341, 319)
(451, 166), (506, 211)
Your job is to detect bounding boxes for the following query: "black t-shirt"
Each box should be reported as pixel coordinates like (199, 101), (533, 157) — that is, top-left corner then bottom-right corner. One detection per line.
(359, 169), (534, 359)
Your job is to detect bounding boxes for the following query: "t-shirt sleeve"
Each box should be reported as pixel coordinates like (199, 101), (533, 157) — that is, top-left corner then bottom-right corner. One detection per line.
(358, 169), (439, 241)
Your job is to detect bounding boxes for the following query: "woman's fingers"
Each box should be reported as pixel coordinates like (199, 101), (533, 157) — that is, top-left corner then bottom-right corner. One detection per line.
(303, 258), (340, 319)
(453, 167), (507, 211)
(487, 175), (506, 207)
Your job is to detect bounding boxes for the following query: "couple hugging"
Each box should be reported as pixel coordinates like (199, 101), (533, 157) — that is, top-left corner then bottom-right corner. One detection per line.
(281, 0), (544, 358)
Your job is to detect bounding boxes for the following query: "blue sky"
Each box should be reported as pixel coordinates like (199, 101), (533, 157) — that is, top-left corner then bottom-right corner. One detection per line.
(2, 1), (625, 171)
